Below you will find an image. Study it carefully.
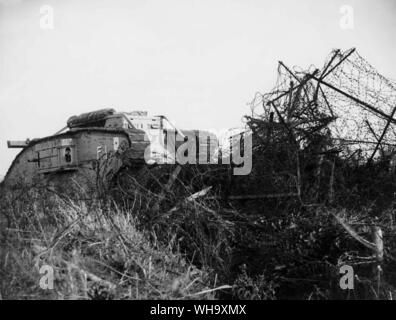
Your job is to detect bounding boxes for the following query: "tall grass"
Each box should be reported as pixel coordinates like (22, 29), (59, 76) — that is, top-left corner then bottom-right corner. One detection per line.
(2, 161), (396, 300)
(0, 184), (223, 299)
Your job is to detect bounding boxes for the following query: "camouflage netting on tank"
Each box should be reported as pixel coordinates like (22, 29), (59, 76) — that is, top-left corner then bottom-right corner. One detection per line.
(248, 48), (396, 161)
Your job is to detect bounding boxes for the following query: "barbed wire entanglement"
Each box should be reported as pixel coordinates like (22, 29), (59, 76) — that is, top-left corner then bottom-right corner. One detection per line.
(248, 48), (396, 162)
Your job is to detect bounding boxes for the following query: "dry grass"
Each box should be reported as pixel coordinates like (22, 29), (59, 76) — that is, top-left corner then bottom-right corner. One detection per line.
(0, 185), (225, 300)
(3, 160), (396, 300)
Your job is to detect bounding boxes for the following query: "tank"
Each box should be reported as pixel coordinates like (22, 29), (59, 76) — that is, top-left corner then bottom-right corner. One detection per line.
(3, 108), (219, 190)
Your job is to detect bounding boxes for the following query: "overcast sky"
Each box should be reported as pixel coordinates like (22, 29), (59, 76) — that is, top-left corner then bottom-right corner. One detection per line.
(0, 0), (395, 176)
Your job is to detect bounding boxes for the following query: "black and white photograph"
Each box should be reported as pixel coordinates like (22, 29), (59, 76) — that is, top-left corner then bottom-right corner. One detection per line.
(0, 0), (396, 308)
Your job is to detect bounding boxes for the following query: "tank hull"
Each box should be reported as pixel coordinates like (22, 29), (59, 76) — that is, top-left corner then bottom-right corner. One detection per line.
(3, 128), (148, 189)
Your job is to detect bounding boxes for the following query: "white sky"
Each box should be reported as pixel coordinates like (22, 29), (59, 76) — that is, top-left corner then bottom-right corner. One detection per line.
(0, 0), (395, 176)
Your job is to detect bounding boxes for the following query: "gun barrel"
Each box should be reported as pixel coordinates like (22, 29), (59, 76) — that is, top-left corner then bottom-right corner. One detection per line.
(7, 140), (30, 148)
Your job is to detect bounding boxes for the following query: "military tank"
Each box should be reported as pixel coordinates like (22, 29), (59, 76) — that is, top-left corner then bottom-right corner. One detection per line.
(3, 108), (219, 190)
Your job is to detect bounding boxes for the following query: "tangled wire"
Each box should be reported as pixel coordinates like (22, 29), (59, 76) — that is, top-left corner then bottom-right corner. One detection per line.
(248, 48), (396, 162)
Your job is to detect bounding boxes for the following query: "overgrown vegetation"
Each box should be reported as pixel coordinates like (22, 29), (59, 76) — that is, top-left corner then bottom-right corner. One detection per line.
(0, 183), (224, 299)
(2, 157), (396, 300)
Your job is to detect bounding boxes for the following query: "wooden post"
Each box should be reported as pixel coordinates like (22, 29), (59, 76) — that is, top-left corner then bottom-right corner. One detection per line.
(372, 226), (383, 298)
(372, 226), (384, 263)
